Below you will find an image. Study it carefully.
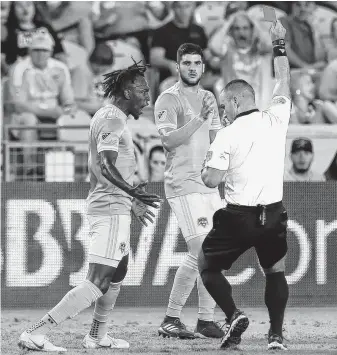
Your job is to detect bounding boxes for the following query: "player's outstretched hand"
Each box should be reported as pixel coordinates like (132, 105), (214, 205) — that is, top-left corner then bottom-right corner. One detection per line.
(130, 182), (161, 208)
(269, 20), (286, 42)
(200, 93), (215, 121)
(132, 199), (156, 226)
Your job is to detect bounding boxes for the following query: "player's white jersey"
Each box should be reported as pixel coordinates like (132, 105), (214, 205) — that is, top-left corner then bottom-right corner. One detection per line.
(87, 104), (136, 215)
(154, 82), (222, 198)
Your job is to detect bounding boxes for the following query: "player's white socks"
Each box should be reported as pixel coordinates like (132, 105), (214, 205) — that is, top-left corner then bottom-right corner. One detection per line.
(89, 281), (122, 340)
(167, 235), (215, 321)
(197, 275), (216, 321)
(166, 261), (197, 318)
(27, 280), (103, 336)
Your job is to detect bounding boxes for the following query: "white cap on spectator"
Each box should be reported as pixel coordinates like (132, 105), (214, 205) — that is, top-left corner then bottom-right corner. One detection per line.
(30, 28), (55, 51)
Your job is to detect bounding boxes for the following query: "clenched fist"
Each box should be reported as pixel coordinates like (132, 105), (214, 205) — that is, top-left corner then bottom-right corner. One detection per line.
(269, 20), (286, 42)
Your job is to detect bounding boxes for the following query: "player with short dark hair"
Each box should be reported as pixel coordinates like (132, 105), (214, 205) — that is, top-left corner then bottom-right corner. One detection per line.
(199, 20), (291, 350)
(18, 61), (161, 352)
(154, 42), (224, 339)
(284, 138), (325, 181)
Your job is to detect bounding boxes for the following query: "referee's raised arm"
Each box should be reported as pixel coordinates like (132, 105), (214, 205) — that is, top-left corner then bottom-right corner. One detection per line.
(270, 21), (291, 101)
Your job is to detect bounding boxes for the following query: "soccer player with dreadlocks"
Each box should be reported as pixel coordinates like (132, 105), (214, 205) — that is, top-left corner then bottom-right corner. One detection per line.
(18, 61), (161, 352)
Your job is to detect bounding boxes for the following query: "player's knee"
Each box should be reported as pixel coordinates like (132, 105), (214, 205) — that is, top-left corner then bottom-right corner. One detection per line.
(263, 256), (286, 275)
(112, 255), (129, 283)
(187, 234), (206, 258)
(91, 276), (112, 294)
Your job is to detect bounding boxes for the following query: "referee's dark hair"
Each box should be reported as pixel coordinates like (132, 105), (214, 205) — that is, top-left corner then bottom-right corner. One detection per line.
(102, 59), (148, 99)
(177, 43), (204, 63)
(224, 79), (256, 101)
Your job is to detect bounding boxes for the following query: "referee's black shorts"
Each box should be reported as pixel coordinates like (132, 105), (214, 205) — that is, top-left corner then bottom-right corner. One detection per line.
(200, 201), (288, 271)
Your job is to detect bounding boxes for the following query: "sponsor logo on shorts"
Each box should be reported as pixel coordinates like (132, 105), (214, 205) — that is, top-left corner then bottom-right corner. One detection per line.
(119, 242), (126, 255)
(157, 110), (167, 122)
(197, 217), (208, 228)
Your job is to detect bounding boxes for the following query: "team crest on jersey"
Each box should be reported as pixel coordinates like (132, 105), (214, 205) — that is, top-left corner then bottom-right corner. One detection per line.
(101, 132), (116, 144)
(119, 242), (126, 255)
(197, 217), (208, 228)
(157, 110), (167, 121)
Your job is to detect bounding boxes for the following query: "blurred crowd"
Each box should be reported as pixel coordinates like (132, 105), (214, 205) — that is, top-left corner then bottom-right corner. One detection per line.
(1, 1), (337, 182)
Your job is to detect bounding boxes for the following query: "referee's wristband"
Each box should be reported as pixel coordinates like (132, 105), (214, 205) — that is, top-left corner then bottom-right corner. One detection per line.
(272, 38), (287, 57)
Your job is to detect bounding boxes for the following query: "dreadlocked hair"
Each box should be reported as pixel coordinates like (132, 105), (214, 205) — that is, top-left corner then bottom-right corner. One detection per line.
(102, 58), (149, 99)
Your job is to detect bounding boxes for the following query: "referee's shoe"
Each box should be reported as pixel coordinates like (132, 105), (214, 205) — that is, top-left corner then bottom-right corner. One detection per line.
(268, 330), (288, 351)
(158, 316), (195, 339)
(220, 309), (249, 349)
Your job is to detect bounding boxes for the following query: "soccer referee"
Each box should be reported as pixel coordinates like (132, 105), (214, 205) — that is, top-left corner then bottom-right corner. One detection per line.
(198, 20), (290, 351)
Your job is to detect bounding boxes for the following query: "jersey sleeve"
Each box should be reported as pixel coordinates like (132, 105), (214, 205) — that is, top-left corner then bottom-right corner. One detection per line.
(203, 128), (231, 171)
(264, 96), (291, 126)
(95, 113), (125, 154)
(154, 93), (179, 131)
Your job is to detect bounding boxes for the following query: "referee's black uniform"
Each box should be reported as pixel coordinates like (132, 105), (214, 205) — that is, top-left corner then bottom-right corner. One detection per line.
(199, 96), (291, 350)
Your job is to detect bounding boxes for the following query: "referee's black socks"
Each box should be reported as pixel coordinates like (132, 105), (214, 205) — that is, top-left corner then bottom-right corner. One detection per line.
(264, 271), (289, 337)
(200, 269), (237, 321)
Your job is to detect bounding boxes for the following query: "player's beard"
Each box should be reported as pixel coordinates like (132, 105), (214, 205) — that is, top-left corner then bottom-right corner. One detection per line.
(180, 73), (201, 87)
(293, 165), (310, 174)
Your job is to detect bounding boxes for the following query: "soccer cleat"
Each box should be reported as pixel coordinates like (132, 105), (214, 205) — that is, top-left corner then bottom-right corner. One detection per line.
(158, 316), (195, 339)
(82, 333), (130, 349)
(268, 332), (288, 351)
(220, 309), (249, 349)
(194, 319), (224, 338)
(18, 331), (67, 352)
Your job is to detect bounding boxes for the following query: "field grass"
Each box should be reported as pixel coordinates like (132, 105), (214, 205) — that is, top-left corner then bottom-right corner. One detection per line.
(2, 307), (337, 355)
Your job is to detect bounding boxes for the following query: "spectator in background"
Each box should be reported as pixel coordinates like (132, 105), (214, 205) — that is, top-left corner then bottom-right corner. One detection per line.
(92, 1), (169, 62)
(324, 151), (337, 181)
(209, 11), (274, 110)
(148, 145), (166, 182)
(150, 2), (208, 85)
(39, 1), (94, 55)
(326, 18), (337, 62)
(4, 1), (65, 66)
(284, 138), (325, 181)
(319, 59), (337, 124)
(1, 1), (10, 77)
(290, 71), (326, 124)
(71, 43), (114, 116)
(8, 30), (78, 175)
(280, 1), (327, 70)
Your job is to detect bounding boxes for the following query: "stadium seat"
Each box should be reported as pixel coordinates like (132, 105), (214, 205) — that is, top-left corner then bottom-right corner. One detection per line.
(58, 110), (91, 152)
(45, 150), (75, 182)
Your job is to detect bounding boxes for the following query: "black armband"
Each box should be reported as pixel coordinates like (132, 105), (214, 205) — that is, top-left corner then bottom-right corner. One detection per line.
(272, 38), (287, 57)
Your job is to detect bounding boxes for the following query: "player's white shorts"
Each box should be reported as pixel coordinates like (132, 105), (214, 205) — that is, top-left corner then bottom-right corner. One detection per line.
(168, 192), (224, 242)
(87, 214), (131, 267)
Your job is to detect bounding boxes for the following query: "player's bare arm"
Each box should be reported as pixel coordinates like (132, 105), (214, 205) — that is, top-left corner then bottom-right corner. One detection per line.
(270, 21), (291, 100)
(99, 150), (161, 208)
(159, 94), (215, 152)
